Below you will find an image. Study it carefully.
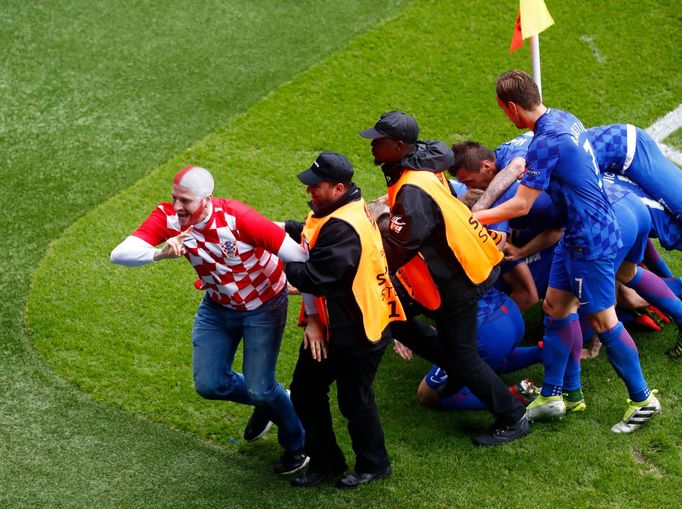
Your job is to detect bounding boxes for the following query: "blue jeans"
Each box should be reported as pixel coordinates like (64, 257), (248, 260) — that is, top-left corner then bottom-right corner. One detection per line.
(192, 290), (304, 451)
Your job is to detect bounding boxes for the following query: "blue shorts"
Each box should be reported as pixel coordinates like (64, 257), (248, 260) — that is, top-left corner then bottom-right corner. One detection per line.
(549, 246), (616, 314)
(612, 192), (651, 269)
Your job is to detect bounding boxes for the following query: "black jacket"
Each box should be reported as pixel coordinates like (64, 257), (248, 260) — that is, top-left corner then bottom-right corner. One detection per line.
(285, 185), (390, 353)
(383, 141), (499, 308)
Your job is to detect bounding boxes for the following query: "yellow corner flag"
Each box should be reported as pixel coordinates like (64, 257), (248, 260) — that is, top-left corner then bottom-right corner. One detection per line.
(510, 0), (554, 53)
(520, 0), (554, 38)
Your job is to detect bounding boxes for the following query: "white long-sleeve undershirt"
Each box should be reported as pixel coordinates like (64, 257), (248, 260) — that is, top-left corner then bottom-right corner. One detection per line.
(110, 235), (157, 266)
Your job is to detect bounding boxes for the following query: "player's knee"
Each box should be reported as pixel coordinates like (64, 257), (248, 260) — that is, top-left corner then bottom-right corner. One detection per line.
(587, 308), (619, 334)
(194, 379), (221, 400)
(193, 370), (237, 400)
(541, 298), (556, 316)
(515, 290), (538, 313)
(417, 379), (441, 407)
(616, 262), (637, 283)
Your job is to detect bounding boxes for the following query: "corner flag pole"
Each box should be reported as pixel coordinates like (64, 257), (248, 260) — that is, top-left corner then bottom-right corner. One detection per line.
(510, 0), (554, 100)
(530, 35), (542, 98)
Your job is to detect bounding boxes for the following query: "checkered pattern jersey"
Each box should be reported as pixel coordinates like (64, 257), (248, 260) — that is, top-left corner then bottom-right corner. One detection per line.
(133, 198), (286, 311)
(602, 175), (631, 205)
(494, 131), (533, 169)
(587, 124), (629, 173)
(522, 108), (622, 260)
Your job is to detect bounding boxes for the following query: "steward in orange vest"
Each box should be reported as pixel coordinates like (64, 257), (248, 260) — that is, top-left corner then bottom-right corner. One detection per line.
(360, 111), (529, 447)
(298, 197), (405, 341)
(387, 169), (503, 310)
(284, 151), (401, 487)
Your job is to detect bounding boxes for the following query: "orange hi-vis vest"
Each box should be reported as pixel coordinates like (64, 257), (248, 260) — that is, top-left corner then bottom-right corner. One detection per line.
(387, 170), (503, 310)
(300, 198), (406, 342)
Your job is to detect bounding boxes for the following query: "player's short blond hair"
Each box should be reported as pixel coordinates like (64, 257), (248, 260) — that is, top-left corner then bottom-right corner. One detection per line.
(496, 70), (542, 109)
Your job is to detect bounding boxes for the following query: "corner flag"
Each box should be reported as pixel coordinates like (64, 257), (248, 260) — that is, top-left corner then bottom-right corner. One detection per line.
(509, 0), (555, 54)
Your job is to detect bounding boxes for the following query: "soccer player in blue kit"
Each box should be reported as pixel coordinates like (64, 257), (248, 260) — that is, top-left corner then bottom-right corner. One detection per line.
(614, 178), (682, 311)
(604, 174), (682, 255)
(589, 123), (682, 221)
(472, 123), (682, 223)
(471, 123), (682, 279)
(451, 140), (563, 309)
(454, 136), (682, 357)
(474, 70), (660, 433)
(603, 174), (682, 358)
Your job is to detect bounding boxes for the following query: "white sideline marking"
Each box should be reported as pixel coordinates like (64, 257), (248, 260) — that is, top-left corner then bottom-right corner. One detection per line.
(579, 35), (605, 63)
(645, 104), (682, 166)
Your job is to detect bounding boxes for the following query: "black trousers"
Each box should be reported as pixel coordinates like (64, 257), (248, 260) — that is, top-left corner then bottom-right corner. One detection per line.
(434, 298), (525, 425)
(391, 317), (443, 365)
(290, 343), (390, 474)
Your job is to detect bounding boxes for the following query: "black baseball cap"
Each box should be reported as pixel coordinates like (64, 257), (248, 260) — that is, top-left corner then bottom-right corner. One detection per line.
(359, 110), (419, 143)
(297, 151), (354, 185)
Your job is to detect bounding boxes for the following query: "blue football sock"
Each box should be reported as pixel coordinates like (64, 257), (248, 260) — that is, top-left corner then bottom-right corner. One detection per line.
(663, 277), (682, 299)
(563, 319), (583, 392)
(540, 314), (579, 398)
(440, 388), (486, 410)
(644, 239), (674, 278)
(598, 322), (650, 402)
(627, 266), (682, 324)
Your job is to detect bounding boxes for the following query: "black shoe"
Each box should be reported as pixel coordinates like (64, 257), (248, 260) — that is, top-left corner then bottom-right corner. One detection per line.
(291, 470), (334, 487)
(473, 413), (530, 447)
(273, 450), (310, 475)
(336, 465), (392, 489)
(243, 407), (272, 442)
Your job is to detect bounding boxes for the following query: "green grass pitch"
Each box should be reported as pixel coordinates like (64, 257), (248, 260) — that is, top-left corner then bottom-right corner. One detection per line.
(4, 0), (682, 507)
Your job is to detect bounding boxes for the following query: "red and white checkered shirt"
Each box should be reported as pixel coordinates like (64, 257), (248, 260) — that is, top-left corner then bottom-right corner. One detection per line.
(132, 198), (286, 311)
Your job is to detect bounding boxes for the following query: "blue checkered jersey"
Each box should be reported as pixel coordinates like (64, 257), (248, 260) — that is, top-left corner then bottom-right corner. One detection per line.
(587, 124), (631, 174)
(601, 174), (631, 205)
(477, 286), (508, 325)
(494, 180), (563, 235)
(603, 173), (682, 250)
(521, 109), (621, 259)
(494, 132), (533, 169)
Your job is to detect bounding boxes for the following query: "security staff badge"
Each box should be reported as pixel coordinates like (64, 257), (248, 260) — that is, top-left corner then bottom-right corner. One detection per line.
(390, 215), (406, 234)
